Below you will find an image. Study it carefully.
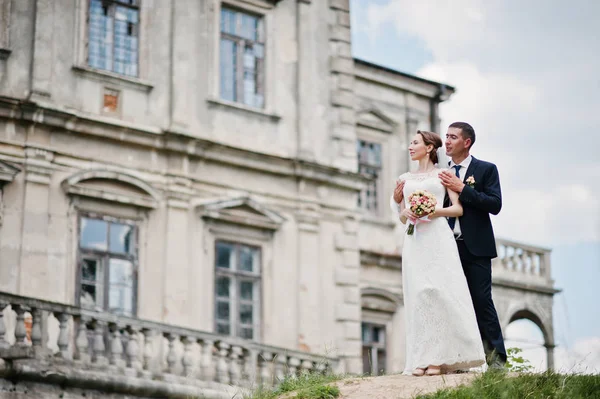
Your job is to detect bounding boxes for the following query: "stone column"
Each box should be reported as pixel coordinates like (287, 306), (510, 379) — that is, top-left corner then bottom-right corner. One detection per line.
(19, 147), (54, 298)
(296, 203), (321, 353)
(30, 0), (54, 101)
(333, 215), (362, 374)
(296, 0), (316, 160)
(161, 174), (193, 327)
(329, 0), (356, 171)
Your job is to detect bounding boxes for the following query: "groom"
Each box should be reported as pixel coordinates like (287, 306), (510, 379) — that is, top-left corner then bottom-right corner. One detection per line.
(438, 121), (507, 369)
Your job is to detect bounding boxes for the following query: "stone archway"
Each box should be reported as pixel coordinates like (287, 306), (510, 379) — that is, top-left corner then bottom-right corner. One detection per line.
(505, 308), (555, 370)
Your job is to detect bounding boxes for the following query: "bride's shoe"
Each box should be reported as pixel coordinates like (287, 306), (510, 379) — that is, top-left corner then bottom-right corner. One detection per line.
(426, 366), (442, 376)
(412, 368), (426, 376)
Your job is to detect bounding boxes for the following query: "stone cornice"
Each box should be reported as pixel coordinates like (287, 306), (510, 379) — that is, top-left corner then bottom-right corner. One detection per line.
(0, 97), (368, 192)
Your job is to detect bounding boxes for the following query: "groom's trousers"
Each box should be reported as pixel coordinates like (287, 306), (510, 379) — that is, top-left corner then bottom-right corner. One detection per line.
(456, 240), (507, 362)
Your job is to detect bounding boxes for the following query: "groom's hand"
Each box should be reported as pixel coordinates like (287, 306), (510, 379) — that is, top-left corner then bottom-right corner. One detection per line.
(393, 180), (405, 203)
(440, 170), (465, 193)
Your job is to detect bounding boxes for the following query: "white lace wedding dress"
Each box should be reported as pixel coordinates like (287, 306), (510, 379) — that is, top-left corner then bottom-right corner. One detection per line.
(391, 170), (486, 374)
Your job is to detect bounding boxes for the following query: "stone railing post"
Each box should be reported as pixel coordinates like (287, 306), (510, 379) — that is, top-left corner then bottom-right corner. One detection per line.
(57, 313), (72, 360)
(288, 357), (300, 378)
(30, 308), (43, 352)
(166, 333), (179, 375)
(14, 305), (28, 346)
(0, 302), (8, 349)
(229, 345), (242, 386)
(274, 353), (287, 383)
(216, 341), (230, 384)
(141, 328), (154, 377)
(182, 336), (196, 378)
(300, 359), (313, 376)
(200, 339), (215, 381)
(75, 316), (90, 364)
(126, 326), (142, 373)
(92, 320), (108, 366)
(109, 324), (125, 368)
(259, 351), (273, 387)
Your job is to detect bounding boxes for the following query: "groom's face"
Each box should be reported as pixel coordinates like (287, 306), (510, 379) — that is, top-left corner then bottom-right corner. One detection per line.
(445, 127), (469, 156)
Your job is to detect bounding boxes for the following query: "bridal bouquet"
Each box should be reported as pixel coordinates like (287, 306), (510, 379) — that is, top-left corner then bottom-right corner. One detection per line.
(406, 190), (437, 235)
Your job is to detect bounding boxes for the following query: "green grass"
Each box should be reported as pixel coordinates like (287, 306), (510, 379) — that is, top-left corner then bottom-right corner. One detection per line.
(416, 370), (600, 399)
(242, 372), (343, 399)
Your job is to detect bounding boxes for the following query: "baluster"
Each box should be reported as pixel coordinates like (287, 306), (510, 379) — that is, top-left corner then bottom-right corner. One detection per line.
(92, 320), (108, 366)
(166, 333), (179, 375)
(244, 349), (259, 386)
(126, 327), (142, 372)
(216, 341), (230, 384)
(200, 339), (215, 381)
(141, 328), (154, 376)
(75, 316), (90, 363)
(0, 302), (9, 349)
(300, 359), (313, 376)
(229, 345), (242, 386)
(260, 351), (273, 387)
(315, 361), (327, 375)
(30, 308), (43, 351)
(288, 357), (300, 378)
(56, 313), (71, 359)
(182, 336), (196, 378)
(274, 353), (287, 383)
(109, 324), (125, 368)
(14, 305), (28, 346)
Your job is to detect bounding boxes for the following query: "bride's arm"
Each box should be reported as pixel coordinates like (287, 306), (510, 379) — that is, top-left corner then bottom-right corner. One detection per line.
(431, 189), (463, 218)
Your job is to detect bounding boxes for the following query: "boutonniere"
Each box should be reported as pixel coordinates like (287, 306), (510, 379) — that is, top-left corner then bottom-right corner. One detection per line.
(465, 175), (476, 188)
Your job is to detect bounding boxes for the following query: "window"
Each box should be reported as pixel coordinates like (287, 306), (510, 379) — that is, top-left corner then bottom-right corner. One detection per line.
(357, 140), (382, 212)
(88, 0), (139, 77)
(362, 322), (386, 375)
(78, 215), (138, 316)
(214, 241), (261, 340)
(220, 7), (265, 108)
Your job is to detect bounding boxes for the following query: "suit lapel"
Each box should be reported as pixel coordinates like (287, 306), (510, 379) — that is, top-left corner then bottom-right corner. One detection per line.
(463, 156), (479, 184)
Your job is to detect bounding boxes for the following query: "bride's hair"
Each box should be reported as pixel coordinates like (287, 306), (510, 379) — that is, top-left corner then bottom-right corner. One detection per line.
(417, 130), (443, 165)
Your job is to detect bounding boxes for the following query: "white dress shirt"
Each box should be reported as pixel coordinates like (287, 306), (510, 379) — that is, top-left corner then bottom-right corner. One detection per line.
(448, 155), (472, 235)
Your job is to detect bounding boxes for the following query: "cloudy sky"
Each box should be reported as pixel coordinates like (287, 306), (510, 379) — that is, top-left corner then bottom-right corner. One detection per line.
(350, 0), (600, 372)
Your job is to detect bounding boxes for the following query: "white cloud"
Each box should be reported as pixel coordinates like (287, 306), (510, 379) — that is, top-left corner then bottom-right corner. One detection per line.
(555, 337), (600, 374)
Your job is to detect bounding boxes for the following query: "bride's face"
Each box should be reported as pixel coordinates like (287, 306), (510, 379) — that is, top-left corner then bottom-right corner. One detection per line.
(408, 134), (432, 161)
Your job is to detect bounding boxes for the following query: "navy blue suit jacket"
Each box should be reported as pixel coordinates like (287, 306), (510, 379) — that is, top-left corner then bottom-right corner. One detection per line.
(447, 157), (502, 258)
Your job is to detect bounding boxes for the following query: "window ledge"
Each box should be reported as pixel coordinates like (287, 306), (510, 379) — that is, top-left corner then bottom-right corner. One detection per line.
(0, 48), (11, 60)
(72, 65), (154, 92)
(207, 97), (281, 122)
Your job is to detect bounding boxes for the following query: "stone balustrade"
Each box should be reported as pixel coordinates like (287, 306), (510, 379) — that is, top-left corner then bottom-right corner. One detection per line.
(0, 291), (335, 398)
(494, 238), (553, 285)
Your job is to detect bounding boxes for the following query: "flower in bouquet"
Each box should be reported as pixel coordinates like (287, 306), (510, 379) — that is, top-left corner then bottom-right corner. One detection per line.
(406, 190), (437, 235)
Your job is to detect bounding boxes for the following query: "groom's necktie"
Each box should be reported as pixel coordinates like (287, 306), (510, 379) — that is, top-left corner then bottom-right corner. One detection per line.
(447, 165), (461, 230)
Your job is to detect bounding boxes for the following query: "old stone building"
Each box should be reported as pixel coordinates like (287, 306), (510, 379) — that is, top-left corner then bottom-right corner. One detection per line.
(0, 0), (559, 397)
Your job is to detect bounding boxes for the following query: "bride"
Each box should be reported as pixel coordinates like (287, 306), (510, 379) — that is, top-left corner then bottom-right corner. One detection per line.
(391, 130), (485, 376)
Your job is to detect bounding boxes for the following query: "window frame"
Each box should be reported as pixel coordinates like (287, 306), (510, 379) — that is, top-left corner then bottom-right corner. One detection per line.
(361, 322), (387, 376)
(213, 239), (262, 341)
(85, 0), (141, 78)
(357, 138), (383, 214)
(75, 211), (139, 316)
(218, 5), (266, 108)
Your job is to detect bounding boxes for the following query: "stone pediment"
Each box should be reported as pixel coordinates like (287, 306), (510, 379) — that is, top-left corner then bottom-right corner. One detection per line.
(0, 160), (20, 185)
(62, 169), (159, 209)
(197, 196), (285, 231)
(357, 108), (396, 133)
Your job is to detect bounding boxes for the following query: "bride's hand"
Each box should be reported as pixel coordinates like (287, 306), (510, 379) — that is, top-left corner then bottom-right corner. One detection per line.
(401, 208), (418, 220)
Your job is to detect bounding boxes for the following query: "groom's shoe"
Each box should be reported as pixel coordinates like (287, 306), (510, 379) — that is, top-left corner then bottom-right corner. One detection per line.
(488, 357), (506, 371)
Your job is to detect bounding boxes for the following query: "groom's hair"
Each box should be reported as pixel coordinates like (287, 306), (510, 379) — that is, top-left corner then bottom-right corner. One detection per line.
(449, 122), (476, 149)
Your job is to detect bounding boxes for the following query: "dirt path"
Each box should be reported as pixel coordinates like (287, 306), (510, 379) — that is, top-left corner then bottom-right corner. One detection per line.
(333, 373), (477, 399)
